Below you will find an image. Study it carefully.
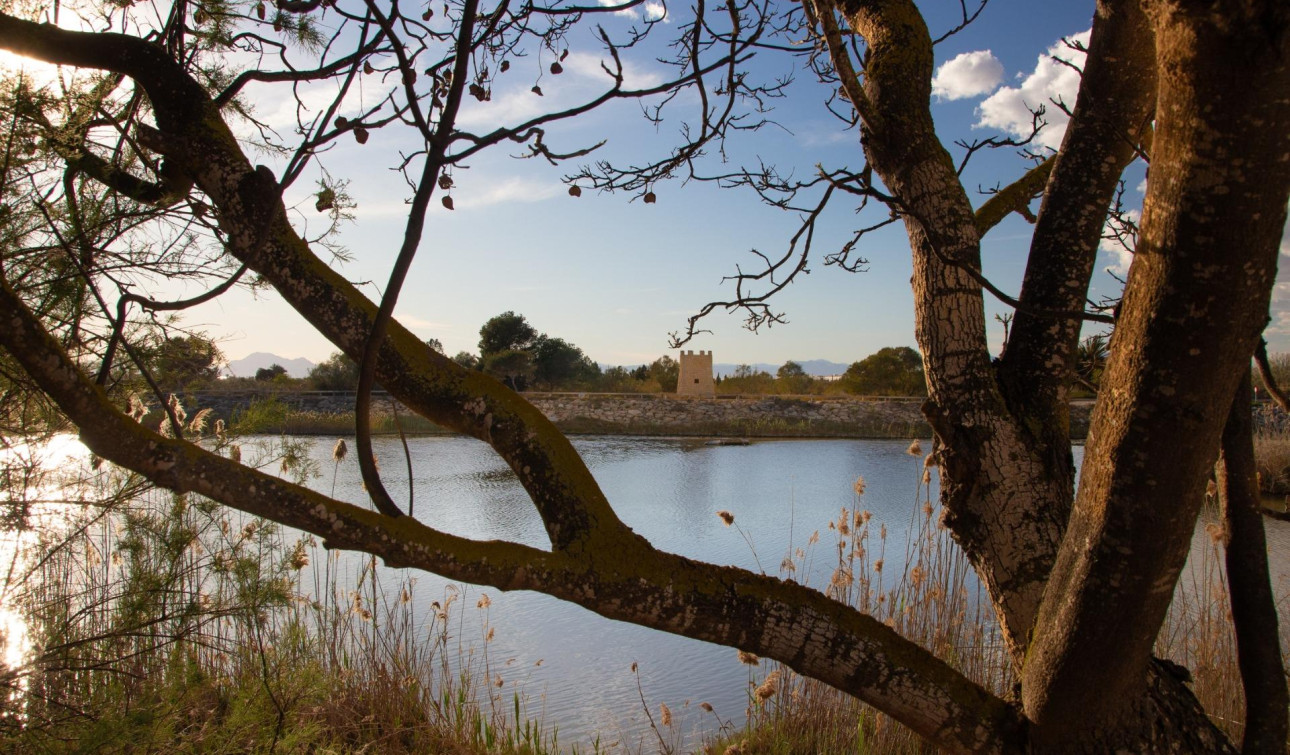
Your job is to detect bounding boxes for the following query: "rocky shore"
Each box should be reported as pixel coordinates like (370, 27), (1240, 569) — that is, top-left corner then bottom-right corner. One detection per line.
(181, 390), (1094, 440)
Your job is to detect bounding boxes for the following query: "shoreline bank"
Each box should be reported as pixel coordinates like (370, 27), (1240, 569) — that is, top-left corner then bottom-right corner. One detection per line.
(176, 390), (1095, 440)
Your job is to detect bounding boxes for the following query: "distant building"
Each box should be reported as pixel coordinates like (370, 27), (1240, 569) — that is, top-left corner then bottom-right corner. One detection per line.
(677, 350), (715, 397)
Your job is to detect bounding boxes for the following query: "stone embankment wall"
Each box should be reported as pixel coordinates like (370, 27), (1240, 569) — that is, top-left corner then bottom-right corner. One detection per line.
(182, 390), (1093, 440)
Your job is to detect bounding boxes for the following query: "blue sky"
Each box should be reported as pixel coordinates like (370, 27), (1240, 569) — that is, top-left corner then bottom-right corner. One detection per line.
(12, 1), (1286, 368)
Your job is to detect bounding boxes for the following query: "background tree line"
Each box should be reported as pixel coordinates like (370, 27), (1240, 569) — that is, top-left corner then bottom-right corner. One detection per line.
(3, 0), (1287, 750)
(158, 317), (934, 397)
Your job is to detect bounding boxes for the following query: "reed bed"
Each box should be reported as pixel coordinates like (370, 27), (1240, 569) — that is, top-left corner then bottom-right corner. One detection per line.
(706, 446), (1008, 754)
(0, 440), (580, 755)
(1255, 427), (1290, 501)
(0, 435), (1278, 754)
(708, 446), (1279, 754)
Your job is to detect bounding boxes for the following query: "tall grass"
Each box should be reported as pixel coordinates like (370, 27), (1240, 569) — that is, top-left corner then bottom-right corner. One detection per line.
(0, 434), (1277, 754)
(0, 440), (582, 755)
(708, 448), (1282, 754)
(1255, 429), (1290, 501)
(708, 450), (1008, 754)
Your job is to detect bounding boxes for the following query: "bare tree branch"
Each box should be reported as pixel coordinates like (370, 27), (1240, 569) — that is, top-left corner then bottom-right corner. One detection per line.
(0, 271), (1025, 755)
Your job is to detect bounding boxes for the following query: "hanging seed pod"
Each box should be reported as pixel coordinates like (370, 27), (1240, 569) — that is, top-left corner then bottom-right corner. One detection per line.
(550, 61), (563, 75)
(560, 49), (569, 61)
(499, 60), (510, 73)
(363, 61), (374, 75)
(335, 115), (348, 128)
(643, 191), (656, 204)
(354, 126), (369, 144)
(531, 85), (543, 96)
(438, 174), (453, 189)
(568, 185), (582, 197)
(469, 83), (486, 101)
(256, 2), (266, 19)
(442, 196), (455, 210)
(423, 8), (433, 20)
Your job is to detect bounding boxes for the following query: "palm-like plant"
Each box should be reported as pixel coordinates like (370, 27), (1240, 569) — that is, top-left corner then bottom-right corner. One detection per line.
(1074, 334), (1111, 394)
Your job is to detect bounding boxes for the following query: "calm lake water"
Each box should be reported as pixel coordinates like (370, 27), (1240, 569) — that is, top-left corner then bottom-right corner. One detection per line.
(304, 435), (941, 748)
(7, 435), (1285, 750)
(295, 435), (1290, 749)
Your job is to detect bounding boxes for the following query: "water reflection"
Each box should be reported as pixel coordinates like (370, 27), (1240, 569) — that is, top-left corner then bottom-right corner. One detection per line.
(5, 434), (1289, 750)
(306, 435), (944, 747)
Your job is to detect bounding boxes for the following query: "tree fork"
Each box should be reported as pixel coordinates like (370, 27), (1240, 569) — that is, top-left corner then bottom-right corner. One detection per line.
(996, 0), (1156, 533)
(1023, 1), (1290, 743)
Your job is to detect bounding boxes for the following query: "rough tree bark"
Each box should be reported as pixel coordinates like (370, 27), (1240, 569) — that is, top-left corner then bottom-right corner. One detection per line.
(1219, 369), (1288, 755)
(1, 0), (1288, 752)
(827, 0), (1289, 749)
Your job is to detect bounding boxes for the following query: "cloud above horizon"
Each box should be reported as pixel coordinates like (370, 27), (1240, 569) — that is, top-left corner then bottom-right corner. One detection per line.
(453, 50), (663, 132)
(932, 50), (1004, 100)
(1099, 208), (1139, 275)
(597, 0), (667, 21)
(977, 31), (1090, 151)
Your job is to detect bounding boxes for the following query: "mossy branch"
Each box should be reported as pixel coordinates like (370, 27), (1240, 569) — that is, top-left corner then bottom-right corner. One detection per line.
(0, 273), (1022, 753)
(974, 157), (1054, 237)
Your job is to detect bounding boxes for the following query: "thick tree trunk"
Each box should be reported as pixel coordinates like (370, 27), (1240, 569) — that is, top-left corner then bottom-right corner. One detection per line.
(1022, 2), (1290, 746)
(3, 2), (1288, 753)
(839, 0), (1072, 662)
(835, 1), (1286, 750)
(1220, 370), (1289, 754)
(997, 0), (1156, 520)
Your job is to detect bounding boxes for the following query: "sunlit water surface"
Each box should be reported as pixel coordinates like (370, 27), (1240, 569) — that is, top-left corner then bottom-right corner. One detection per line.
(5, 435), (1290, 750)
(311, 435), (940, 748)
(296, 436), (1290, 748)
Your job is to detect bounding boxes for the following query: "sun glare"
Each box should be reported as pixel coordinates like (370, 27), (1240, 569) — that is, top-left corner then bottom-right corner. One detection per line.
(0, 48), (63, 89)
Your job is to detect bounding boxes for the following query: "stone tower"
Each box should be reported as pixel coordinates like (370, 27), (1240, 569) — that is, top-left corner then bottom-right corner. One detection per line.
(677, 350), (715, 397)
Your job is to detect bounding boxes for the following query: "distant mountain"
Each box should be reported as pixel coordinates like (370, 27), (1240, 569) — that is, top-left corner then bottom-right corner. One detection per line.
(714, 360), (850, 378)
(226, 352), (316, 378)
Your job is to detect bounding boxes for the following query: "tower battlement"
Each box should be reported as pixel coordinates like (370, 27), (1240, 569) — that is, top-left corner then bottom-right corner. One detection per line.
(677, 350), (715, 396)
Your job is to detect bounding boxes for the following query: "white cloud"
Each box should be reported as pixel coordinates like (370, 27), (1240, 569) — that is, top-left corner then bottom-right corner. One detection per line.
(454, 52), (663, 131)
(563, 51), (663, 90)
(1265, 217), (1290, 348)
(797, 126), (855, 148)
(931, 50), (1004, 101)
(597, 0), (667, 21)
(599, 0), (641, 17)
(1266, 278), (1290, 345)
(395, 314), (453, 331)
(454, 87), (554, 131)
(432, 176), (564, 212)
(234, 71), (390, 141)
(1100, 208), (1139, 275)
(1267, 308), (1290, 340)
(977, 31), (1090, 151)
